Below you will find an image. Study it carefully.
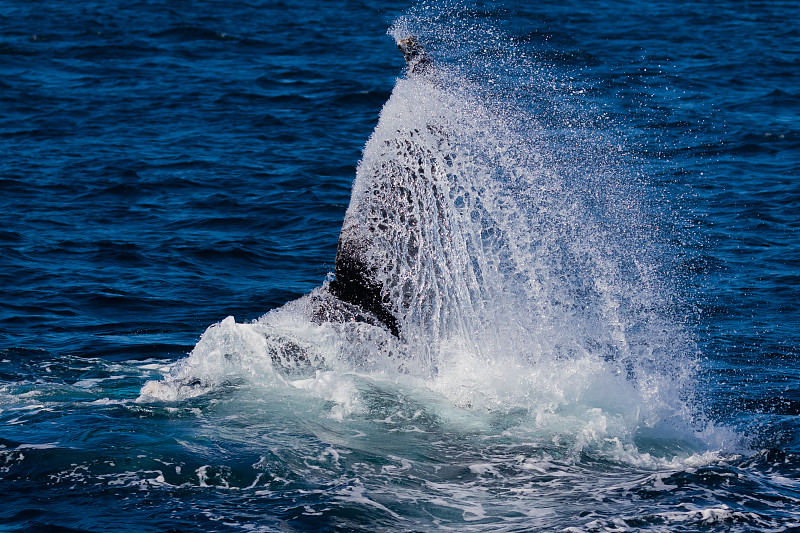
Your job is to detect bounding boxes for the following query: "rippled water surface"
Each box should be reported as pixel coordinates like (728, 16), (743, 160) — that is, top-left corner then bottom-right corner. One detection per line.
(1, 1), (799, 532)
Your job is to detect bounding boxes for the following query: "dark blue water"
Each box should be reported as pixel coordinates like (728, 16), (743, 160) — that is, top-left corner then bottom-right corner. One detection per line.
(1, 1), (799, 532)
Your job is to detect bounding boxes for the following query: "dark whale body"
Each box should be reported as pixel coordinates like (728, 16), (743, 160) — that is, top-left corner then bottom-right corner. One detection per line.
(323, 37), (435, 339)
(140, 37), (446, 399)
(328, 235), (399, 336)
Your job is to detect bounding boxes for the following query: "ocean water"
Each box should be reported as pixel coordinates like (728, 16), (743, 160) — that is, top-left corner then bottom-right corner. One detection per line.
(1, 0), (799, 531)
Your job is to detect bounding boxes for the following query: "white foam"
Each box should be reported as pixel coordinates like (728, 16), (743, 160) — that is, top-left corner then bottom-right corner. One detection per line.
(290, 371), (364, 420)
(15, 442), (60, 450)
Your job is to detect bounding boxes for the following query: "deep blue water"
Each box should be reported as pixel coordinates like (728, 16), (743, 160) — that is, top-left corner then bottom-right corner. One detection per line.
(1, 1), (799, 532)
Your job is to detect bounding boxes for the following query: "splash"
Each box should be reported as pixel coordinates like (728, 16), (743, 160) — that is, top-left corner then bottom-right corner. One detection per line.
(139, 11), (719, 459)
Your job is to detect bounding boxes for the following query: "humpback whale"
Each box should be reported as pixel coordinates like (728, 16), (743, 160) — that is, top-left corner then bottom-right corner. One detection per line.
(315, 36), (446, 340)
(139, 36), (461, 400)
(325, 128), (408, 340)
(138, 32), (682, 408)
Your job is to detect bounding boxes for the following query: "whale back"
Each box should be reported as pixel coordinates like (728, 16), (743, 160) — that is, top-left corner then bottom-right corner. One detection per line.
(328, 41), (493, 359)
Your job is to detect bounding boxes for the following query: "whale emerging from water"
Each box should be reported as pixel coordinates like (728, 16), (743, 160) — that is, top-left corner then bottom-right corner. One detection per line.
(323, 38), (428, 337)
(139, 36), (464, 399)
(306, 36), (452, 340)
(139, 32), (689, 409)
